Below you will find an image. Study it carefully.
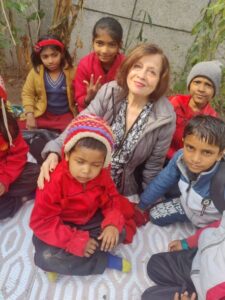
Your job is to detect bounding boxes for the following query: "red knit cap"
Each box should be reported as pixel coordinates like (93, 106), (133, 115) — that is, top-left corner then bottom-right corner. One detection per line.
(64, 114), (114, 167)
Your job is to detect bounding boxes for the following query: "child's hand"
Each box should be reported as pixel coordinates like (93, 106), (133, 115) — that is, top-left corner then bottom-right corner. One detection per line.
(168, 240), (182, 252)
(37, 153), (59, 189)
(98, 225), (119, 252)
(84, 238), (99, 257)
(26, 113), (36, 129)
(83, 74), (102, 105)
(0, 182), (6, 196)
(174, 291), (197, 300)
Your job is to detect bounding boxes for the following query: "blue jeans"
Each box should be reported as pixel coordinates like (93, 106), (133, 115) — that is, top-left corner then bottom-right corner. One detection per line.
(149, 198), (189, 226)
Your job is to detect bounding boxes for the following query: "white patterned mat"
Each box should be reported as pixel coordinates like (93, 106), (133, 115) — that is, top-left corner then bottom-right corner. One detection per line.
(0, 201), (194, 300)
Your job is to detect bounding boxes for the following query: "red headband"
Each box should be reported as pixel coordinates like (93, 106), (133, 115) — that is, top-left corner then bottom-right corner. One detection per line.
(34, 39), (64, 53)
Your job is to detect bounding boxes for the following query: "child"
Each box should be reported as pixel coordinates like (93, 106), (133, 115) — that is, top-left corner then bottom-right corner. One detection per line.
(74, 17), (125, 112)
(0, 75), (40, 219)
(137, 115), (225, 228)
(30, 114), (136, 276)
(141, 211), (225, 300)
(19, 34), (78, 132)
(167, 60), (221, 161)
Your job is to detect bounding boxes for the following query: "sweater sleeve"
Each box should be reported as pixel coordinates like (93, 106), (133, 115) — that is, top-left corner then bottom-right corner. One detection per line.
(186, 220), (221, 248)
(74, 58), (90, 112)
(21, 69), (37, 114)
(100, 171), (125, 233)
(141, 108), (176, 188)
(30, 174), (89, 257)
(0, 132), (28, 191)
(138, 151), (182, 210)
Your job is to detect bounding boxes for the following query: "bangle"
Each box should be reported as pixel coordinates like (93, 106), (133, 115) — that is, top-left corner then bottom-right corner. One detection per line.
(181, 239), (189, 250)
(25, 112), (34, 116)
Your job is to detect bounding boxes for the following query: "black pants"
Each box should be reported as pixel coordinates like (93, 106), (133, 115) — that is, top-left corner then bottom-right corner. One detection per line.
(32, 210), (125, 276)
(0, 162), (40, 219)
(142, 249), (197, 300)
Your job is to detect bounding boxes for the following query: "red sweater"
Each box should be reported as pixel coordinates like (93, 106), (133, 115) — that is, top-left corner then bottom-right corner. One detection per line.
(0, 132), (28, 192)
(30, 160), (136, 257)
(74, 52), (125, 112)
(167, 94), (218, 159)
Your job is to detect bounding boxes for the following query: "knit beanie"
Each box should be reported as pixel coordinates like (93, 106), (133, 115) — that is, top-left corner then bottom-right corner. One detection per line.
(0, 75), (12, 146)
(187, 60), (222, 96)
(63, 114), (114, 167)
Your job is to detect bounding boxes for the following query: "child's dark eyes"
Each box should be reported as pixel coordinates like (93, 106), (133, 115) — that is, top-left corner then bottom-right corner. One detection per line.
(202, 150), (213, 156)
(95, 41), (118, 48)
(185, 145), (194, 151)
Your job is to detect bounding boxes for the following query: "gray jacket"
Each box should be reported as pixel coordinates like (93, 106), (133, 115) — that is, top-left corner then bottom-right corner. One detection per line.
(42, 81), (176, 199)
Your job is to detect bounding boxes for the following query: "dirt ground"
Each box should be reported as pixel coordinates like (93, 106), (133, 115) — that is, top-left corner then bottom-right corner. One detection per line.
(2, 69), (25, 105)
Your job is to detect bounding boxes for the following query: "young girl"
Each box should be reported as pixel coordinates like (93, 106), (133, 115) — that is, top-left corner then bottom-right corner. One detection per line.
(0, 75), (40, 219)
(30, 114), (136, 278)
(19, 35), (77, 132)
(74, 17), (125, 112)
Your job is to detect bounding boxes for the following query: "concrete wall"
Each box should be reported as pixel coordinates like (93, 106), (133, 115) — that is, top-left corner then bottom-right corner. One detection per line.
(3, 0), (210, 79)
(61, 0), (210, 78)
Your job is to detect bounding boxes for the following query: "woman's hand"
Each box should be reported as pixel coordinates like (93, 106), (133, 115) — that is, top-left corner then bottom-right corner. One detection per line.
(0, 182), (6, 196)
(84, 238), (99, 257)
(174, 291), (197, 300)
(98, 225), (119, 252)
(37, 153), (59, 189)
(168, 240), (183, 252)
(83, 74), (102, 106)
(26, 112), (36, 129)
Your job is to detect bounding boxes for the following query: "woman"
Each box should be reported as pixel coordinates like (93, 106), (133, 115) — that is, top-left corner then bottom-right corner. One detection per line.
(38, 43), (176, 202)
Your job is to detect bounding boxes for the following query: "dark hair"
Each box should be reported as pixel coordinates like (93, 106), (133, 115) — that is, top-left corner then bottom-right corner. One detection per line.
(69, 137), (107, 156)
(0, 107), (19, 142)
(117, 43), (170, 100)
(31, 34), (73, 72)
(92, 17), (123, 45)
(183, 115), (225, 151)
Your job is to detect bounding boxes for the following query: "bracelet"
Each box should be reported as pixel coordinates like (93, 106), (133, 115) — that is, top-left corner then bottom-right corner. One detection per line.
(181, 239), (189, 250)
(25, 112), (34, 116)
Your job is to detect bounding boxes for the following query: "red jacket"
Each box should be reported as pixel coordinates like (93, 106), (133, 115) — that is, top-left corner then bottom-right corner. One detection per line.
(30, 160), (136, 257)
(0, 132), (29, 192)
(167, 94), (218, 159)
(74, 52), (125, 112)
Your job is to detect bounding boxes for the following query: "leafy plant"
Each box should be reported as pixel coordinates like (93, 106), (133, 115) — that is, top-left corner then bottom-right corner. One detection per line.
(124, 9), (152, 53)
(0, 0), (45, 72)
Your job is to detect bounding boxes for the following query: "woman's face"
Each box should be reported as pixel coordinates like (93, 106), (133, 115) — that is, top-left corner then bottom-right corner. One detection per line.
(127, 54), (162, 101)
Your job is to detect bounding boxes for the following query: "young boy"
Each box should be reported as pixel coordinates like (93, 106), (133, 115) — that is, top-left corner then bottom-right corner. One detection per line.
(137, 115), (225, 228)
(30, 114), (136, 276)
(167, 60), (221, 161)
(141, 210), (225, 300)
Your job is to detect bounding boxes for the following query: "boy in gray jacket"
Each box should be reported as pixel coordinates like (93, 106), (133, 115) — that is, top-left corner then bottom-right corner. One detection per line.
(137, 115), (225, 228)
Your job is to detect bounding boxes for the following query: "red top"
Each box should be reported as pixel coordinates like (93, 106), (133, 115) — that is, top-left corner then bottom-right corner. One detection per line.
(74, 52), (125, 112)
(30, 160), (136, 257)
(0, 131), (29, 192)
(167, 94), (218, 159)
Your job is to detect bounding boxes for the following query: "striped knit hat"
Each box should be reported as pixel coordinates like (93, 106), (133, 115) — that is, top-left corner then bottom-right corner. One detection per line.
(63, 114), (114, 167)
(0, 75), (13, 146)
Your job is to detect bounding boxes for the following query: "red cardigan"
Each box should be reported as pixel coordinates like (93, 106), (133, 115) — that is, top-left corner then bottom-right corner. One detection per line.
(74, 52), (125, 112)
(0, 132), (28, 192)
(167, 94), (218, 159)
(30, 160), (136, 257)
